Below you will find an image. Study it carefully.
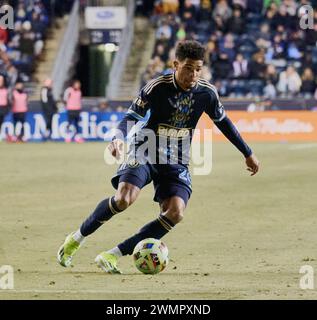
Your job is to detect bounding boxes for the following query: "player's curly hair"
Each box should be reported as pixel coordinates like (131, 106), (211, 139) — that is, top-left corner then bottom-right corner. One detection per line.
(175, 40), (205, 61)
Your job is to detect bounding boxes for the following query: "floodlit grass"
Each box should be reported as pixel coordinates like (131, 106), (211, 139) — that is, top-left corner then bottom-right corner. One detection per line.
(0, 141), (317, 299)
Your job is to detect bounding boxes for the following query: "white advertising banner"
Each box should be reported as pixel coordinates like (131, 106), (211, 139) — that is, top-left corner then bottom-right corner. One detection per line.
(85, 6), (127, 29)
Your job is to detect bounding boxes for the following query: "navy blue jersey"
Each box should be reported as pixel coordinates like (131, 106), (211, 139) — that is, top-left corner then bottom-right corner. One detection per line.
(115, 72), (252, 165)
(123, 73), (226, 165)
(128, 73), (225, 131)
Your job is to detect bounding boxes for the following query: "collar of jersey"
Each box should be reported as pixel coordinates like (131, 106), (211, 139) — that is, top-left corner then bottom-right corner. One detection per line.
(172, 72), (198, 93)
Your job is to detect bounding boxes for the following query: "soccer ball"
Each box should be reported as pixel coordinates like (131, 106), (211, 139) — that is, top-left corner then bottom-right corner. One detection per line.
(133, 238), (169, 274)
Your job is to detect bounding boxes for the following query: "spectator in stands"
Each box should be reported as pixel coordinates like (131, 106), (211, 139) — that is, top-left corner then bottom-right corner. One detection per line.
(0, 75), (9, 140)
(263, 80), (277, 99)
(232, 53), (249, 79)
(182, 0), (197, 33)
(247, 0), (263, 13)
(205, 39), (218, 66)
(15, 2), (27, 22)
(176, 23), (186, 41)
(189, 0), (200, 9)
(40, 78), (57, 140)
(274, 5), (292, 30)
(164, 47), (176, 73)
(212, 14), (228, 34)
(302, 52), (317, 75)
(10, 82), (28, 142)
(19, 21), (36, 66)
(256, 23), (271, 49)
(212, 0), (232, 23)
(263, 1), (281, 10)
(277, 65), (302, 96)
(219, 33), (235, 62)
(227, 8), (245, 35)
(265, 34), (286, 64)
(162, 0), (179, 14)
(201, 65), (212, 81)
(264, 3), (279, 31)
(287, 42), (303, 61)
(264, 64), (279, 85)
(6, 65), (18, 88)
(199, 0), (212, 21)
(305, 19), (317, 46)
(290, 30), (306, 54)
(213, 53), (232, 79)
(233, 0), (247, 10)
(300, 68), (316, 97)
(154, 43), (169, 62)
(156, 19), (173, 42)
(250, 52), (266, 80)
(98, 100), (109, 112)
(182, 0), (197, 32)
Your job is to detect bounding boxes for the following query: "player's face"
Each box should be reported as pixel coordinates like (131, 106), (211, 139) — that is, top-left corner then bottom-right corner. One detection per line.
(174, 58), (203, 90)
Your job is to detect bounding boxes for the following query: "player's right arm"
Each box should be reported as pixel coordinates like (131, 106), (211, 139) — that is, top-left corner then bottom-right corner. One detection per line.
(108, 86), (151, 159)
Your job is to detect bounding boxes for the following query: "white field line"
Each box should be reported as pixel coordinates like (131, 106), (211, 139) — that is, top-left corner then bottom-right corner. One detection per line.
(288, 143), (317, 150)
(1, 289), (214, 294)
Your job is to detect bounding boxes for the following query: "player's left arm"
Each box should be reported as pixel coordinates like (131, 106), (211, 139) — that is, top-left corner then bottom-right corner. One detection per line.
(206, 89), (260, 176)
(214, 117), (259, 176)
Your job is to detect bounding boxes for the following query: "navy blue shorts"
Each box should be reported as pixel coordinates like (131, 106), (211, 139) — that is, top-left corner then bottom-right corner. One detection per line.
(111, 163), (192, 205)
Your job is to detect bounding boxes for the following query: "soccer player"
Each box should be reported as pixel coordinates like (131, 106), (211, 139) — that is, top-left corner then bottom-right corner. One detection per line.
(57, 40), (259, 273)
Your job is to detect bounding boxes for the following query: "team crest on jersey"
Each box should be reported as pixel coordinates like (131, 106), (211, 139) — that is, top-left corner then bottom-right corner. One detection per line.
(169, 93), (195, 127)
(128, 159), (140, 168)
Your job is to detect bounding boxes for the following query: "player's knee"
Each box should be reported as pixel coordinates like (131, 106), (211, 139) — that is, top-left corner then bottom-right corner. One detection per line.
(114, 184), (139, 210)
(114, 194), (133, 210)
(164, 207), (184, 225)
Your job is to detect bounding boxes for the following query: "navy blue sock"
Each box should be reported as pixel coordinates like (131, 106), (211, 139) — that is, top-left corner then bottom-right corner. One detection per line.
(80, 197), (123, 236)
(118, 214), (175, 256)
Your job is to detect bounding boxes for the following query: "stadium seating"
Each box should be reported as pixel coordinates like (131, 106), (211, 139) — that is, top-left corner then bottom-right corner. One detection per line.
(0, 0), (74, 93)
(138, 0), (317, 98)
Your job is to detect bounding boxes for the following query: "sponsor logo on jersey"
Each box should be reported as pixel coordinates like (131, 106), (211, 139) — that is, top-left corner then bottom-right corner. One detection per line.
(134, 96), (147, 108)
(157, 124), (190, 139)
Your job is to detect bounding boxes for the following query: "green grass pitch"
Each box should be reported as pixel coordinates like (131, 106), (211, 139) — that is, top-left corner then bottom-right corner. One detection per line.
(0, 141), (317, 299)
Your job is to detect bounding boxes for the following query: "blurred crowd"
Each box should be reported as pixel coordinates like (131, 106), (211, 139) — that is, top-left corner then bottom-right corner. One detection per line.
(137, 0), (317, 98)
(0, 0), (74, 91)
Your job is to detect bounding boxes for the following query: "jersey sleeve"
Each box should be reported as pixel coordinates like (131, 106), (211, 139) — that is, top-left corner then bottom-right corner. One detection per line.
(126, 84), (153, 121)
(113, 81), (156, 140)
(205, 87), (226, 122)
